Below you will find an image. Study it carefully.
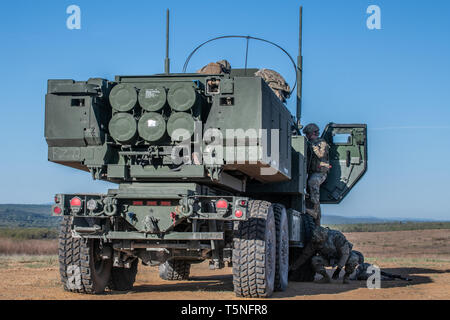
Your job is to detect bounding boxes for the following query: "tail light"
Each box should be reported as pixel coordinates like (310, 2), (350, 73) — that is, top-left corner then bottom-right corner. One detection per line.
(70, 197), (82, 207)
(216, 199), (228, 210)
(234, 210), (243, 218)
(53, 206), (62, 215)
(70, 197), (82, 214)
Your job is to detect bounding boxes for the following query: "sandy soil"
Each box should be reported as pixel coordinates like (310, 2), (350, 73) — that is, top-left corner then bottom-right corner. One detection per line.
(0, 229), (449, 300)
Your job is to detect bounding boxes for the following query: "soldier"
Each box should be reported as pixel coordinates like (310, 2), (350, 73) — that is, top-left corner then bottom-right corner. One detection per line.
(197, 60), (231, 95)
(350, 262), (412, 281)
(289, 226), (363, 284)
(255, 68), (291, 102)
(303, 123), (331, 226)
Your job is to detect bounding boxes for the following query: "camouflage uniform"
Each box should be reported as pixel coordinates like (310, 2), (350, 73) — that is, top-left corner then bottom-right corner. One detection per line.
(255, 68), (290, 102)
(303, 123), (330, 226)
(197, 60), (231, 74)
(290, 227), (362, 284)
(350, 262), (411, 281)
(350, 262), (388, 281)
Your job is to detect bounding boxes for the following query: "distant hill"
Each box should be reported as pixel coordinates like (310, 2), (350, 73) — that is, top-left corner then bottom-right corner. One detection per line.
(0, 204), (59, 228)
(321, 215), (392, 225)
(322, 214), (443, 225)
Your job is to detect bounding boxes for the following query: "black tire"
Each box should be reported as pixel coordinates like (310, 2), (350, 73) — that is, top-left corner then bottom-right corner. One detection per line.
(274, 204), (289, 292)
(232, 200), (276, 298)
(302, 213), (316, 244)
(59, 217), (112, 294)
(109, 259), (138, 291)
(159, 260), (191, 280)
(288, 213), (316, 282)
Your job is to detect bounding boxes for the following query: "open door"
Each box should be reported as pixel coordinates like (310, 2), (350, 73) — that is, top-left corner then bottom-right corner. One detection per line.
(319, 123), (367, 204)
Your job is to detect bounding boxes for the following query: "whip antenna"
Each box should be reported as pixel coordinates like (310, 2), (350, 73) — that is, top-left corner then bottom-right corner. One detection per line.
(165, 9), (170, 74)
(297, 6), (303, 128)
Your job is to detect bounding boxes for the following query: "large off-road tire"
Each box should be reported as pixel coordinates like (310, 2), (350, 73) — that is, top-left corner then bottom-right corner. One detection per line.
(159, 260), (191, 280)
(232, 200), (276, 298)
(288, 213), (316, 282)
(302, 212), (316, 243)
(274, 204), (289, 292)
(109, 259), (138, 291)
(58, 217), (112, 294)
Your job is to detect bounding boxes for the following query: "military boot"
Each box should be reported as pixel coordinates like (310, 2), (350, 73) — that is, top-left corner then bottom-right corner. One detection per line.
(317, 270), (331, 284)
(343, 272), (351, 284)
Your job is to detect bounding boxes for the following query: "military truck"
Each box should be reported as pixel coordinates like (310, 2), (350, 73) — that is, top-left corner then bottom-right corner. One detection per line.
(45, 8), (367, 298)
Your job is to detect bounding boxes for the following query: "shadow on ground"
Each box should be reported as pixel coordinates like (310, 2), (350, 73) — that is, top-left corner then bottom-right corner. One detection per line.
(106, 267), (446, 298)
(108, 274), (234, 295)
(274, 267), (437, 298)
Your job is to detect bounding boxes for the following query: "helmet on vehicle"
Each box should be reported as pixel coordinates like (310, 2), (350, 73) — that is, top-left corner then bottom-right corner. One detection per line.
(302, 123), (320, 135)
(255, 68), (291, 102)
(197, 59), (231, 74)
(216, 60), (231, 73)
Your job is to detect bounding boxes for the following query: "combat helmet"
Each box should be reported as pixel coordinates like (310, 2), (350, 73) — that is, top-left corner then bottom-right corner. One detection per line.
(302, 123), (320, 135)
(197, 59), (231, 74)
(255, 68), (291, 102)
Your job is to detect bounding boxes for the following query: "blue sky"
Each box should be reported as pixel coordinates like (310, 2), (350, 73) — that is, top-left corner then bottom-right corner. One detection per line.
(0, 0), (449, 220)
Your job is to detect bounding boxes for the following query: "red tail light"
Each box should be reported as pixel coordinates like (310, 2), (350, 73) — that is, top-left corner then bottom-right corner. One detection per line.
(216, 199), (228, 209)
(70, 197), (81, 207)
(53, 207), (62, 215)
(160, 201), (172, 206)
(235, 210), (243, 218)
(132, 201), (144, 206)
(147, 201), (157, 206)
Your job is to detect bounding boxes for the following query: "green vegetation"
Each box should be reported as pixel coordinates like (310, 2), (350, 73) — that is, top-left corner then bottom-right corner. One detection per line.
(0, 255), (58, 269)
(324, 221), (450, 233)
(0, 204), (60, 228)
(0, 227), (58, 240)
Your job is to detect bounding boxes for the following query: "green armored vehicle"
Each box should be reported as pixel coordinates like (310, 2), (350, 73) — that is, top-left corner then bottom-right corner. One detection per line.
(45, 8), (367, 298)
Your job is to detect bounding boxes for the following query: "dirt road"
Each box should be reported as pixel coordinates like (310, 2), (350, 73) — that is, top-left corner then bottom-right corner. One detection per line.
(0, 229), (449, 300)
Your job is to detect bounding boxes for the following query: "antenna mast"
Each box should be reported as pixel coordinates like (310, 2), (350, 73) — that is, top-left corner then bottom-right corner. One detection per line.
(296, 6), (303, 128)
(165, 9), (170, 74)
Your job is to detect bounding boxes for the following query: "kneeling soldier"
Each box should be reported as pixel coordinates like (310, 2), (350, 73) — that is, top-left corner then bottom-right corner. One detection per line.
(290, 226), (363, 284)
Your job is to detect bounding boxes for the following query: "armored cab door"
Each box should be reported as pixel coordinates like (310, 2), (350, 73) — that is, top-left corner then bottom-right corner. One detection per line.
(319, 123), (367, 204)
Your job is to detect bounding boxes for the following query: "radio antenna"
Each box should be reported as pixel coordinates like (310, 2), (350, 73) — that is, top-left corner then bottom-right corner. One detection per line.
(165, 9), (170, 74)
(296, 6), (303, 128)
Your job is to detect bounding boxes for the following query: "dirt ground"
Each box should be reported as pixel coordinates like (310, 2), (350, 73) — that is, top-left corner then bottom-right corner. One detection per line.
(0, 229), (449, 300)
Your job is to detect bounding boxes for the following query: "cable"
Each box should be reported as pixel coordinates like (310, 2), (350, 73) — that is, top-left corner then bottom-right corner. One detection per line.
(182, 35), (298, 97)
